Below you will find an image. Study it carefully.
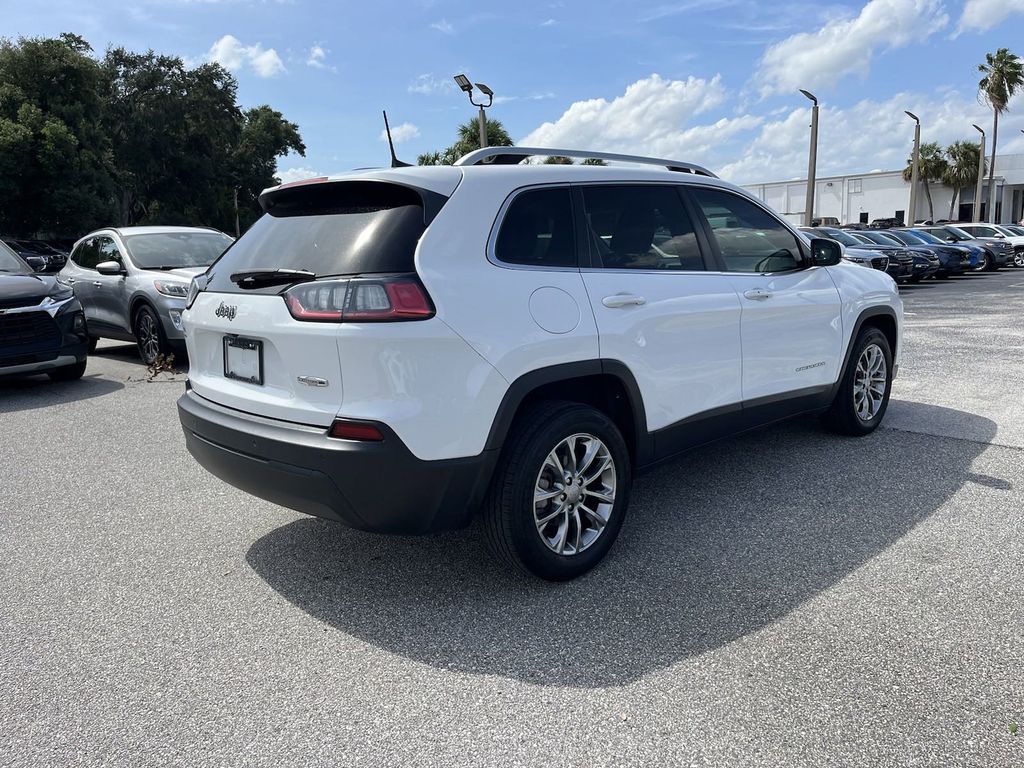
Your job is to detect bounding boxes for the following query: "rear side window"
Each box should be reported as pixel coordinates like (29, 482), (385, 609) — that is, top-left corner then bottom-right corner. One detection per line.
(690, 187), (804, 273)
(494, 187), (577, 267)
(206, 181), (437, 294)
(71, 238), (100, 270)
(581, 185), (705, 270)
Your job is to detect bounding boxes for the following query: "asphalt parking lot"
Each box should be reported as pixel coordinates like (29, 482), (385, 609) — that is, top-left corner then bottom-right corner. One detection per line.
(2, 272), (1023, 767)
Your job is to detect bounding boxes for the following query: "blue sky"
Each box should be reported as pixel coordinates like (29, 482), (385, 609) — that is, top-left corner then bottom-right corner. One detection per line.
(5, 0), (1024, 183)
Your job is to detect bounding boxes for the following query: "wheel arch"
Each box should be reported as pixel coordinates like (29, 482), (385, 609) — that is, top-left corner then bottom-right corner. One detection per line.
(831, 305), (899, 400)
(484, 361), (653, 467)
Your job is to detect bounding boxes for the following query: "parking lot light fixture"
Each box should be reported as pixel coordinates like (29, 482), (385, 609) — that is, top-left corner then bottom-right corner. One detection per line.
(905, 111), (921, 226)
(453, 73), (494, 149)
(973, 124), (986, 222)
(800, 89), (819, 227)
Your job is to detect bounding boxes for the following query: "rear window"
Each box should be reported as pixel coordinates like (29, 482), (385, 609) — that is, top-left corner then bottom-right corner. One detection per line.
(205, 181), (438, 294)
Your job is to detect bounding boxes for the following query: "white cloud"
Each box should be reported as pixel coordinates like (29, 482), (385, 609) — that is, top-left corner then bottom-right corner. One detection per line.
(519, 74), (734, 157)
(719, 90), (1024, 184)
(276, 166), (322, 184)
(956, 0), (1024, 34)
(379, 122), (420, 143)
(755, 0), (947, 96)
(492, 92), (557, 105)
(408, 73), (455, 95)
(206, 35), (285, 78)
(540, 18), (558, 26)
(430, 19), (454, 34)
(306, 44), (334, 71)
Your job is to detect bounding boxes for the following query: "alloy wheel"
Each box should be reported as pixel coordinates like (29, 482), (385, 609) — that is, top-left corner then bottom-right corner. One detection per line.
(533, 433), (616, 556)
(853, 343), (887, 422)
(137, 312), (160, 363)
(1014, 252), (1024, 268)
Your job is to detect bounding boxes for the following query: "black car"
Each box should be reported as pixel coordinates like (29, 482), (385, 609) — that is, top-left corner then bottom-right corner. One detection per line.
(803, 226), (914, 282)
(851, 230), (940, 282)
(887, 229), (970, 277)
(0, 240), (89, 381)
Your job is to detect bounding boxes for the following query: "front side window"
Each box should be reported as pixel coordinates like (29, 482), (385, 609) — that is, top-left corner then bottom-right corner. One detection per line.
(0, 240), (30, 274)
(690, 187), (804, 273)
(72, 238), (100, 270)
(495, 187), (576, 267)
(96, 237), (122, 265)
(580, 185), (705, 271)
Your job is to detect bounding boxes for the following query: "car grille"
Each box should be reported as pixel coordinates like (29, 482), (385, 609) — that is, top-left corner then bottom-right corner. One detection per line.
(0, 311), (60, 352)
(870, 256), (889, 271)
(0, 295), (44, 310)
(894, 250), (914, 265)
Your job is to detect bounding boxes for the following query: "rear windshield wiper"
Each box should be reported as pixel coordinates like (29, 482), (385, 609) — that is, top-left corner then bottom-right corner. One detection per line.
(230, 268), (317, 288)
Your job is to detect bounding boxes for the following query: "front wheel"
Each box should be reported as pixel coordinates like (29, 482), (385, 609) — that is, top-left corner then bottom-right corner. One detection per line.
(483, 401), (632, 581)
(48, 359), (87, 382)
(1013, 251), (1024, 268)
(821, 327), (893, 436)
(134, 305), (172, 365)
(973, 252), (991, 272)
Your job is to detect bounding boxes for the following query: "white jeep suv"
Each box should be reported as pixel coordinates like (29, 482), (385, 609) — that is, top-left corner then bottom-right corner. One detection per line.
(177, 147), (902, 581)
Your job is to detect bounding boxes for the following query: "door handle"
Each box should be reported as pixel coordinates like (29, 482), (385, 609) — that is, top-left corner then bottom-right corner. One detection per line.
(66, 278), (75, 284)
(743, 288), (773, 301)
(602, 294), (647, 308)
(92, 281), (103, 288)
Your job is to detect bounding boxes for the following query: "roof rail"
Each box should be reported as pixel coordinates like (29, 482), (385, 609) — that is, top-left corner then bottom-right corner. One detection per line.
(454, 146), (718, 178)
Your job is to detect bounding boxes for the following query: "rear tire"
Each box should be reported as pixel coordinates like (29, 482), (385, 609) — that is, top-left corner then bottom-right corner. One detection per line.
(134, 305), (172, 365)
(483, 401), (631, 581)
(48, 359), (87, 382)
(821, 327), (893, 437)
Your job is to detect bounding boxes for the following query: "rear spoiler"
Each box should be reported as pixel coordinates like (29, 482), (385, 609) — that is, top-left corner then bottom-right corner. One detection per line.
(258, 178), (450, 225)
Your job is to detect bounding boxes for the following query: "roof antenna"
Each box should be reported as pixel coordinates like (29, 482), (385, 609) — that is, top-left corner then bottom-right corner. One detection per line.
(383, 110), (411, 168)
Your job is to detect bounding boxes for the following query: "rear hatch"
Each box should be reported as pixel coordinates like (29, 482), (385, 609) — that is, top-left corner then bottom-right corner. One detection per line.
(184, 171), (459, 426)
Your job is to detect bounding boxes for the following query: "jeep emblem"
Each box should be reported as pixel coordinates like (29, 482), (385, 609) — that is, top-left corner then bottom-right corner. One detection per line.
(215, 302), (237, 321)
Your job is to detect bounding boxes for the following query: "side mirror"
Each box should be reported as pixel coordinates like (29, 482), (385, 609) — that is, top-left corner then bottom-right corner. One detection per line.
(810, 237), (842, 267)
(96, 260), (124, 276)
(946, 237), (956, 243)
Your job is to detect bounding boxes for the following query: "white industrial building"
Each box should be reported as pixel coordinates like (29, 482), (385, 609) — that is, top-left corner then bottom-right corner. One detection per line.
(743, 153), (1024, 226)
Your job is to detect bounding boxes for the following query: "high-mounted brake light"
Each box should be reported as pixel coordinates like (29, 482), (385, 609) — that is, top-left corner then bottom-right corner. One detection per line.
(284, 276), (434, 323)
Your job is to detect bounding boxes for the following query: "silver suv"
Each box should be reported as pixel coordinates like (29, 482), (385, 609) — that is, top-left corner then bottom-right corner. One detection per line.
(60, 226), (233, 363)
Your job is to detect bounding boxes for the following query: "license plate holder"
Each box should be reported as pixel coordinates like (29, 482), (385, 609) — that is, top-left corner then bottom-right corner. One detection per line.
(223, 336), (263, 385)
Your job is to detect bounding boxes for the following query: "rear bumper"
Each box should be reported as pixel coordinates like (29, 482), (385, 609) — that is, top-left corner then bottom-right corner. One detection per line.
(177, 389), (497, 534)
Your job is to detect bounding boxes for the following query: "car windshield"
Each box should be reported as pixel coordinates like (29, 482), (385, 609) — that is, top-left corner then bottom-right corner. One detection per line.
(941, 226), (973, 241)
(994, 226), (1018, 237)
(891, 230), (926, 245)
(818, 228), (863, 247)
(122, 231), (233, 269)
(858, 231), (902, 245)
(0, 240), (31, 273)
(910, 229), (944, 244)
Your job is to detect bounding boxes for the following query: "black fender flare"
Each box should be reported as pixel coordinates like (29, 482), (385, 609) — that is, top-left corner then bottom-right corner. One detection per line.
(483, 360), (654, 465)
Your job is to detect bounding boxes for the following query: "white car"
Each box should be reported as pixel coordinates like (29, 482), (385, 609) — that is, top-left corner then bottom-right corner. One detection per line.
(177, 147), (903, 580)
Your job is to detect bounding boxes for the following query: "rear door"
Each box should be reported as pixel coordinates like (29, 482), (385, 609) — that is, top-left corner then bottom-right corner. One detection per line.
(64, 238), (100, 319)
(577, 184), (743, 433)
(686, 185), (844, 402)
(185, 178), (452, 426)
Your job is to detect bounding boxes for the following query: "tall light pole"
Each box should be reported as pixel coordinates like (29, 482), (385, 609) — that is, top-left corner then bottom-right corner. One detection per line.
(454, 73), (493, 149)
(973, 124), (986, 222)
(800, 89), (819, 226)
(905, 111), (921, 226)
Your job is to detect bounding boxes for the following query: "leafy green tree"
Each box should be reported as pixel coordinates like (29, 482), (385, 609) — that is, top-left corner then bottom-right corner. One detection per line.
(942, 141), (985, 221)
(0, 34), (113, 236)
(231, 105), (305, 231)
(544, 155), (573, 164)
(903, 141), (947, 221)
(417, 116), (513, 165)
(978, 48), (1024, 219)
(581, 158), (607, 166)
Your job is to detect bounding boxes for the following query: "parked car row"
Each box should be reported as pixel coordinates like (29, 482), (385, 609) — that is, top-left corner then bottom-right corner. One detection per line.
(800, 222), (1021, 283)
(0, 226), (234, 382)
(1, 238), (69, 273)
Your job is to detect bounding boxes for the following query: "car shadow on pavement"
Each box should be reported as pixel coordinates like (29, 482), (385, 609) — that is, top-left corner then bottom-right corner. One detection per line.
(246, 401), (997, 688)
(0, 373), (124, 414)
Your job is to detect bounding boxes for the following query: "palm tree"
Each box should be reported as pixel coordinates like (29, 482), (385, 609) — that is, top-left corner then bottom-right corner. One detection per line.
(903, 141), (947, 221)
(942, 141), (985, 221)
(978, 48), (1024, 220)
(417, 116), (514, 165)
(543, 156), (574, 164)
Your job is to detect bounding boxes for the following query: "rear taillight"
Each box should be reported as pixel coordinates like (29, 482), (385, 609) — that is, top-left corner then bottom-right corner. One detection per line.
(284, 275), (434, 323)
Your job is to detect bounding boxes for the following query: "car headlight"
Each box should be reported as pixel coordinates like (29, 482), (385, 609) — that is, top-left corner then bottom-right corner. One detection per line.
(843, 255), (869, 264)
(154, 280), (189, 298)
(42, 287), (74, 304)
